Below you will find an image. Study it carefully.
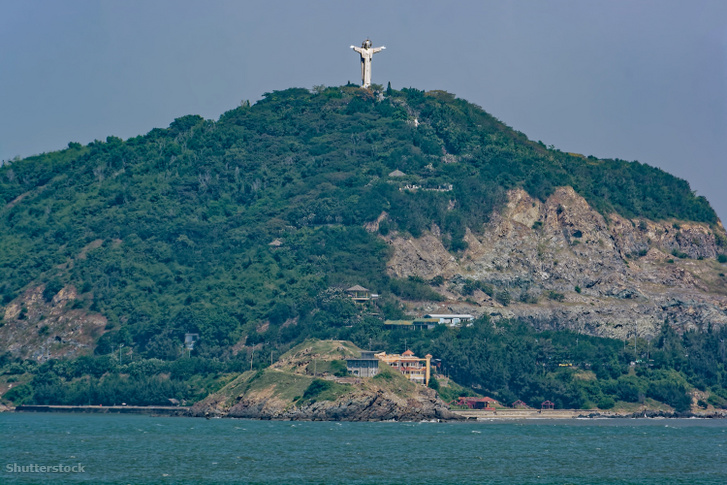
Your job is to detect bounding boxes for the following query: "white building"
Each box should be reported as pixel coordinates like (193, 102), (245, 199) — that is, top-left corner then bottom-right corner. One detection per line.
(423, 314), (475, 327)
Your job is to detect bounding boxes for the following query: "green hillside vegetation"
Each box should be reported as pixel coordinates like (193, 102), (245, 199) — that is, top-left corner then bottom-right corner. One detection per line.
(3, 319), (727, 413)
(0, 85), (724, 412)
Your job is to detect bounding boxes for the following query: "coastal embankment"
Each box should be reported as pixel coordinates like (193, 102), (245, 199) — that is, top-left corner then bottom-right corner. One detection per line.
(14, 404), (191, 417)
(452, 408), (582, 419)
(451, 408), (727, 420)
(10, 404), (727, 420)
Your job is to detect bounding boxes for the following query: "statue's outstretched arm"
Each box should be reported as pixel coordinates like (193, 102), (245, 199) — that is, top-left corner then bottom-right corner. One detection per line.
(351, 46), (364, 54)
(373, 46), (386, 54)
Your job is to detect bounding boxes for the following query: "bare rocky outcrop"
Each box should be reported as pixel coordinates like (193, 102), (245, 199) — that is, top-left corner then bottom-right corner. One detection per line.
(203, 386), (458, 421)
(0, 285), (106, 361)
(386, 187), (727, 340)
(190, 339), (461, 421)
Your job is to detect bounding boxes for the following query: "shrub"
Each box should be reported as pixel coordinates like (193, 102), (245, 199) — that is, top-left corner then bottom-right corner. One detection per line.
(70, 299), (86, 310)
(671, 249), (688, 259)
(42, 280), (64, 303)
(302, 378), (332, 401)
(429, 275), (444, 287)
(615, 379), (641, 403)
(707, 394), (727, 408)
(4, 383), (32, 404)
(547, 291), (565, 302)
(597, 396), (615, 409)
(495, 291), (511, 306)
(717, 254), (727, 264)
(389, 277), (444, 301)
(647, 381), (691, 412)
(268, 301), (295, 325)
(478, 283), (494, 297)
(330, 360), (349, 377)
(373, 366), (395, 380)
(378, 220), (390, 236)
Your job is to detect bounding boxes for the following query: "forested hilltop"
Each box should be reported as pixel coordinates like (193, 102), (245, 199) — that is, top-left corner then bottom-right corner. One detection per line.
(1, 85), (726, 413)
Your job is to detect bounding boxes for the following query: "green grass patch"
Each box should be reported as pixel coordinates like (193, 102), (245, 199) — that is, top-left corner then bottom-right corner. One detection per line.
(247, 369), (314, 402)
(297, 378), (351, 405)
(306, 359), (349, 377)
(436, 377), (478, 403)
(372, 362), (416, 396)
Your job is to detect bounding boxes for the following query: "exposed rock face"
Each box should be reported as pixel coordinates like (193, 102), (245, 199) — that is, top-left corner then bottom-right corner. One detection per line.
(386, 187), (727, 340)
(0, 285), (106, 361)
(190, 339), (461, 421)
(191, 383), (459, 421)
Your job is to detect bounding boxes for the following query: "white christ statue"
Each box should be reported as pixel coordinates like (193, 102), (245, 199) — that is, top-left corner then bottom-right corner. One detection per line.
(350, 39), (385, 88)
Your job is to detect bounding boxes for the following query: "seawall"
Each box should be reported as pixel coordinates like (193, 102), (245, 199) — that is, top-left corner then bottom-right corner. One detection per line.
(451, 408), (582, 420)
(15, 404), (191, 417)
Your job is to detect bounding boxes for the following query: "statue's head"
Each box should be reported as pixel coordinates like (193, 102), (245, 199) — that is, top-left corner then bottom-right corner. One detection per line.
(363, 39), (372, 49)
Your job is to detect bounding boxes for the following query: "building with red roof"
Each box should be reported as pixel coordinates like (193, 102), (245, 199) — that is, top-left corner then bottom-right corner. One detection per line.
(375, 350), (432, 386)
(454, 396), (500, 410)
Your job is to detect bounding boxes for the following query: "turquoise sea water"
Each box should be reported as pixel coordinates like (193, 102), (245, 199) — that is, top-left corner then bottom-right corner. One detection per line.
(1, 413), (725, 484)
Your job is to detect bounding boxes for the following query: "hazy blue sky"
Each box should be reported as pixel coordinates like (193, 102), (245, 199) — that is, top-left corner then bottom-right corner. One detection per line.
(2, 1), (726, 222)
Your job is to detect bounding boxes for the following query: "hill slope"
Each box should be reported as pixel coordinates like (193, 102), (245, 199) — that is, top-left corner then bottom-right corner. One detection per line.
(190, 339), (456, 421)
(1, 85), (724, 363)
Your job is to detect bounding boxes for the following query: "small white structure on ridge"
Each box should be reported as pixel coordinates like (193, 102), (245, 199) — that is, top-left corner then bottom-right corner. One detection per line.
(350, 39), (385, 88)
(424, 314), (475, 327)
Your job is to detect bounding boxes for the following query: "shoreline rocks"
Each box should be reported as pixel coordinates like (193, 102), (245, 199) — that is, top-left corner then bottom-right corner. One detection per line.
(191, 386), (464, 422)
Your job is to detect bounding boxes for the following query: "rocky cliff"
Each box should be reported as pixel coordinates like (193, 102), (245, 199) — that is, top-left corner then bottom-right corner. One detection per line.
(200, 383), (457, 421)
(386, 187), (727, 340)
(0, 285), (106, 361)
(190, 340), (459, 421)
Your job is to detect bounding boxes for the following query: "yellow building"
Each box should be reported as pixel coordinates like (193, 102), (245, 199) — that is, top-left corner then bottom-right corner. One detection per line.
(375, 350), (432, 386)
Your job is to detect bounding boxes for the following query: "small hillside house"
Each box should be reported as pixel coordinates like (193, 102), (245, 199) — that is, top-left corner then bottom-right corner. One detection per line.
(346, 351), (380, 378)
(424, 314), (475, 327)
(347, 285), (378, 302)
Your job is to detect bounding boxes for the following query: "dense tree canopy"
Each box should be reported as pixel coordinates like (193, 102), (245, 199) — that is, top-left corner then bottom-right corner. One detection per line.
(0, 85), (722, 410)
